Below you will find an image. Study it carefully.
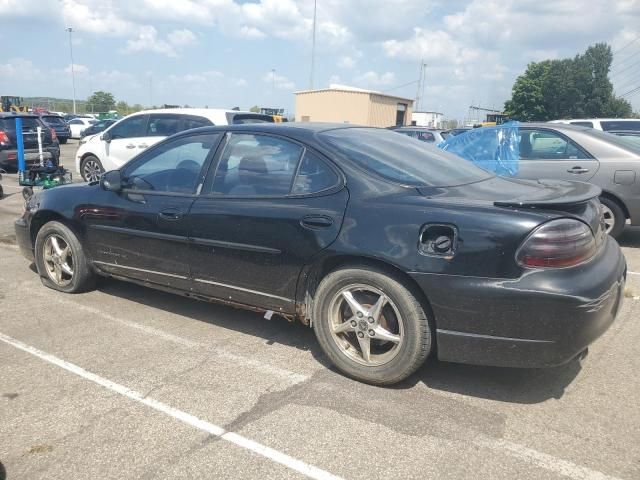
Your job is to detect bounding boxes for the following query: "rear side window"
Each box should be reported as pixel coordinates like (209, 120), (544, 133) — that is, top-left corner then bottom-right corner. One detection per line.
(211, 133), (302, 196)
(147, 114), (181, 137)
(292, 152), (339, 194)
(228, 113), (274, 124)
(570, 121), (594, 128)
(183, 116), (212, 131)
(601, 120), (640, 132)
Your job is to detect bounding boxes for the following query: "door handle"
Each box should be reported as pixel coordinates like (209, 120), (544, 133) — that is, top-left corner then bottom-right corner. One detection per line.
(138, 144), (148, 149)
(567, 166), (589, 174)
(126, 144), (136, 149)
(158, 209), (184, 221)
(301, 215), (334, 229)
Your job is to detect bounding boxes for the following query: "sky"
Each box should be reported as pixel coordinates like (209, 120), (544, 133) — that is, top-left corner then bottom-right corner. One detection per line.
(0, 0), (639, 121)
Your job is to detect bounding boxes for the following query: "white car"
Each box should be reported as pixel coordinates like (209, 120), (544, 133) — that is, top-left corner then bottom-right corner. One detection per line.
(549, 118), (640, 131)
(67, 118), (97, 139)
(75, 108), (273, 181)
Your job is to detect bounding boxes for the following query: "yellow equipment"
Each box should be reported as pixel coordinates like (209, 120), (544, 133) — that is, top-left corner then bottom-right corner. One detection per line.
(0, 96), (28, 112)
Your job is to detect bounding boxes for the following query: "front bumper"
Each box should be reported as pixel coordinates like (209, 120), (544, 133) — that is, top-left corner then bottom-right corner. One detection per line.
(410, 236), (627, 368)
(15, 216), (34, 262)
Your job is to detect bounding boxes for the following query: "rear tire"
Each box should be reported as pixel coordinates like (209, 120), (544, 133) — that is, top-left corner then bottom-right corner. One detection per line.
(599, 196), (625, 239)
(80, 155), (104, 182)
(35, 221), (96, 293)
(313, 266), (431, 385)
(59, 138), (68, 144)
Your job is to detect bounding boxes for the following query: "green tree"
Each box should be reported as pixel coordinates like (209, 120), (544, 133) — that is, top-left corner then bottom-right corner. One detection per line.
(249, 105), (260, 113)
(116, 100), (129, 115)
(87, 91), (116, 112)
(504, 43), (633, 121)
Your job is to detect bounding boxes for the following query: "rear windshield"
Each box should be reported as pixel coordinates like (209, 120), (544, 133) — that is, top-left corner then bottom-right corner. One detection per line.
(587, 129), (640, 154)
(319, 127), (494, 187)
(228, 113), (274, 124)
(0, 117), (41, 130)
(42, 116), (66, 125)
(601, 120), (640, 132)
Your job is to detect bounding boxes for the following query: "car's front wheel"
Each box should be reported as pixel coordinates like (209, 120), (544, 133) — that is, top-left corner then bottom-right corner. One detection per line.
(599, 196), (625, 238)
(35, 221), (96, 293)
(313, 266), (432, 385)
(81, 155), (104, 182)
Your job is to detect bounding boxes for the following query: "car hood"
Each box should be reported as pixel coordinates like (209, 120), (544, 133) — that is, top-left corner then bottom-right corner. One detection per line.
(417, 176), (601, 207)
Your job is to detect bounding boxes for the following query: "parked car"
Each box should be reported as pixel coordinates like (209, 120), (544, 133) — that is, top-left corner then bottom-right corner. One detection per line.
(609, 130), (640, 146)
(16, 124), (626, 385)
(79, 119), (116, 140)
(0, 113), (60, 171)
(390, 126), (448, 144)
(549, 118), (640, 131)
(75, 108), (273, 182)
(40, 114), (71, 144)
(446, 127), (473, 136)
(68, 117), (96, 139)
(441, 122), (640, 238)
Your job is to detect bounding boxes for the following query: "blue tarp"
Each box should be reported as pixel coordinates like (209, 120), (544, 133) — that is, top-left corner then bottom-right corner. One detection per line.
(437, 121), (520, 176)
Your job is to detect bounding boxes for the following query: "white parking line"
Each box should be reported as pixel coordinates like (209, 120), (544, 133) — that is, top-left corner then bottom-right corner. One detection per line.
(0, 332), (342, 480)
(628, 271), (639, 276)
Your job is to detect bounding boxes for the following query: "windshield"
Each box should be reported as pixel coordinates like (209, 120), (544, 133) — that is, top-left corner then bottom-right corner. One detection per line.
(601, 120), (640, 132)
(42, 116), (66, 125)
(319, 127), (494, 187)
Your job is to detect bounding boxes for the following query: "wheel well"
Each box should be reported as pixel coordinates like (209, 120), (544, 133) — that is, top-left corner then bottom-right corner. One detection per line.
(30, 211), (71, 247)
(302, 255), (437, 350)
(600, 191), (629, 219)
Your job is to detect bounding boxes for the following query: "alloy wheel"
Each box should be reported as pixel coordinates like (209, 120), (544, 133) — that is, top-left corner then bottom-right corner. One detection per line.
(43, 234), (74, 287)
(601, 204), (615, 234)
(328, 284), (404, 366)
(82, 159), (103, 182)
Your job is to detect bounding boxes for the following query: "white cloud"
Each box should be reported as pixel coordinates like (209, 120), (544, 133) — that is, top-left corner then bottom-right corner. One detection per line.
(61, 0), (134, 36)
(329, 74), (342, 84)
(353, 71), (396, 88)
(123, 26), (176, 56)
(235, 78), (248, 87)
(64, 63), (89, 75)
(263, 71), (295, 90)
(0, 58), (41, 77)
(338, 56), (356, 69)
(167, 29), (196, 47)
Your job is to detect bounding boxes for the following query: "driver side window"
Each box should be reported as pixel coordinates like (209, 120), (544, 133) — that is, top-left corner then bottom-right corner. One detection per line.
(124, 133), (220, 193)
(110, 115), (147, 139)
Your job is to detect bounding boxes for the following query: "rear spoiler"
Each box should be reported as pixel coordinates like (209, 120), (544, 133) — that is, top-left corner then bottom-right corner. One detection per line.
(494, 180), (601, 207)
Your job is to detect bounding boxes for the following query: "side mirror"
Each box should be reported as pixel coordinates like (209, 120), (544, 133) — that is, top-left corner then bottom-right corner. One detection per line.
(101, 130), (112, 142)
(100, 170), (122, 192)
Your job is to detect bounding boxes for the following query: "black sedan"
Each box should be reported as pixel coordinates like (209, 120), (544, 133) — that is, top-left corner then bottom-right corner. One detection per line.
(14, 124), (626, 385)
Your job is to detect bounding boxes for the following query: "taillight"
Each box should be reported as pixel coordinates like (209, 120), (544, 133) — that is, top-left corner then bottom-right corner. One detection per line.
(50, 128), (57, 141)
(0, 130), (9, 145)
(516, 219), (596, 268)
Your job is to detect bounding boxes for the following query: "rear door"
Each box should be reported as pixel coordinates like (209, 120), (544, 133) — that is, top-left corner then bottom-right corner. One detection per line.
(187, 132), (348, 312)
(514, 128), (600, 182)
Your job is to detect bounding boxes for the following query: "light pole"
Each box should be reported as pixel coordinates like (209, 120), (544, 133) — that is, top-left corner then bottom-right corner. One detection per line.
(271, 68), (276, 99)
(309, 0), (317, 89)
(66, 27), (77, 114)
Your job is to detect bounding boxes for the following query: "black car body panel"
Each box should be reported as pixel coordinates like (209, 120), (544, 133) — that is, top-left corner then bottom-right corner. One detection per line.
(15, 123), (626, 368)
(40, 115), (71, 141)
(0, 113), (60, 170)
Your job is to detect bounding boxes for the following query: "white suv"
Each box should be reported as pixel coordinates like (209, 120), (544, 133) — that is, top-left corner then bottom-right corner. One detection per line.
(549, 118), (640, 131)
(75, 108), (273, 181)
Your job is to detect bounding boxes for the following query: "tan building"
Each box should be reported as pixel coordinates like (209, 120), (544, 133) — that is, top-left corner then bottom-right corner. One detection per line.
(294, 84), (414, 127)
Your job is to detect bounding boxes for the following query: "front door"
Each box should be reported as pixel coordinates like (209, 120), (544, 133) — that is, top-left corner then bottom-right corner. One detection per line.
(84, 131), (221, 289)
(103, 114), (150, 170)
(188, 133), (348, 313)
(514, 128), (600, 182)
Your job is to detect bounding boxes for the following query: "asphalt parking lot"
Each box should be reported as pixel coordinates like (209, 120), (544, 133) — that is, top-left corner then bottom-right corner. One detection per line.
(1, 141), (639, 479)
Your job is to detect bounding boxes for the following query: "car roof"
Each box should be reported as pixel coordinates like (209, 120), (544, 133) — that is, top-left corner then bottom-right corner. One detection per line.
(0, 112), (39, 119)
(169, 122), (372, 140)
(517, 122), (593, 132)
(549, 118), (640, 122)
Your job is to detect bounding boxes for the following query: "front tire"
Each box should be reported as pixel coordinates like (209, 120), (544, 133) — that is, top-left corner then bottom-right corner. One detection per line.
(80, 155), (104, 182)
(35, 221), (96, 293)
(313, 266), (432, 385)
(599, 196), (625, 239)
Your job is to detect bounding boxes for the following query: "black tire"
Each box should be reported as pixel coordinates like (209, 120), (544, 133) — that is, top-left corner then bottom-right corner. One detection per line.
(599, 196), (625, 239)
(313, 266), (432, 385)
(35, 221), (96, 293)
(80, 155), (104, 182)
(59, 137), (68, 144)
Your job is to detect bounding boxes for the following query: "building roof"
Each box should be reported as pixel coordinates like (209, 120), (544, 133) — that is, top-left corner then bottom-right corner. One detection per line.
(294, 84), (413, 103)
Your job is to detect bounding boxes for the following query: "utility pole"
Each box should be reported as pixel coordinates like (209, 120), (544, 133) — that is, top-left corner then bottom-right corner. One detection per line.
(309, 0), (317, 89)
(272, 68), (276, 99)
(414, 60), (426, 111)
(66, 27), (77, 114)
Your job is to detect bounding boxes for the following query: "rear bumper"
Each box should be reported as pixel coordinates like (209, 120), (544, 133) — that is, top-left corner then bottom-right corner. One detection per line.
(0, 147), (60, 171)
(410, 236), (627, 368)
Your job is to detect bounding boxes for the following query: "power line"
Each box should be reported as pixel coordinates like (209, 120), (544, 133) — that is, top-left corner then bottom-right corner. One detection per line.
(613, 36), (640, 55)
(611, 49), (640, 71)
(611, 58), (640, 78)
(620, 85), (640, 98)
(382, 79), (419, 93)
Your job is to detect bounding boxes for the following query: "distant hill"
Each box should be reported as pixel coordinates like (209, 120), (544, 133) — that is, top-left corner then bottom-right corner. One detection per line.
(24, 97), (89, 113)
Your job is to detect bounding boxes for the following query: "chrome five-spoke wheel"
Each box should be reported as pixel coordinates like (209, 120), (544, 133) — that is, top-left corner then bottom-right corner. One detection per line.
(43, 234), (74, 287)
(601, 203), (614, 234)
(329, 284), (404, 366)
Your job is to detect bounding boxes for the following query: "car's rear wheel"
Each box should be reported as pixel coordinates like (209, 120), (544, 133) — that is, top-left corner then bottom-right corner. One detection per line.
(599, 196), (625, 238)
(313, 266), (431, 385)
(81, 155), (104, 182)
(35, 221), (96, 293)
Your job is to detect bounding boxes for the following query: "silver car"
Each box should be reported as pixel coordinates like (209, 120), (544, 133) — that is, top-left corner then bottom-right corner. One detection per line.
(510, 123), (640, 238)
(391, 127), (449, 144)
